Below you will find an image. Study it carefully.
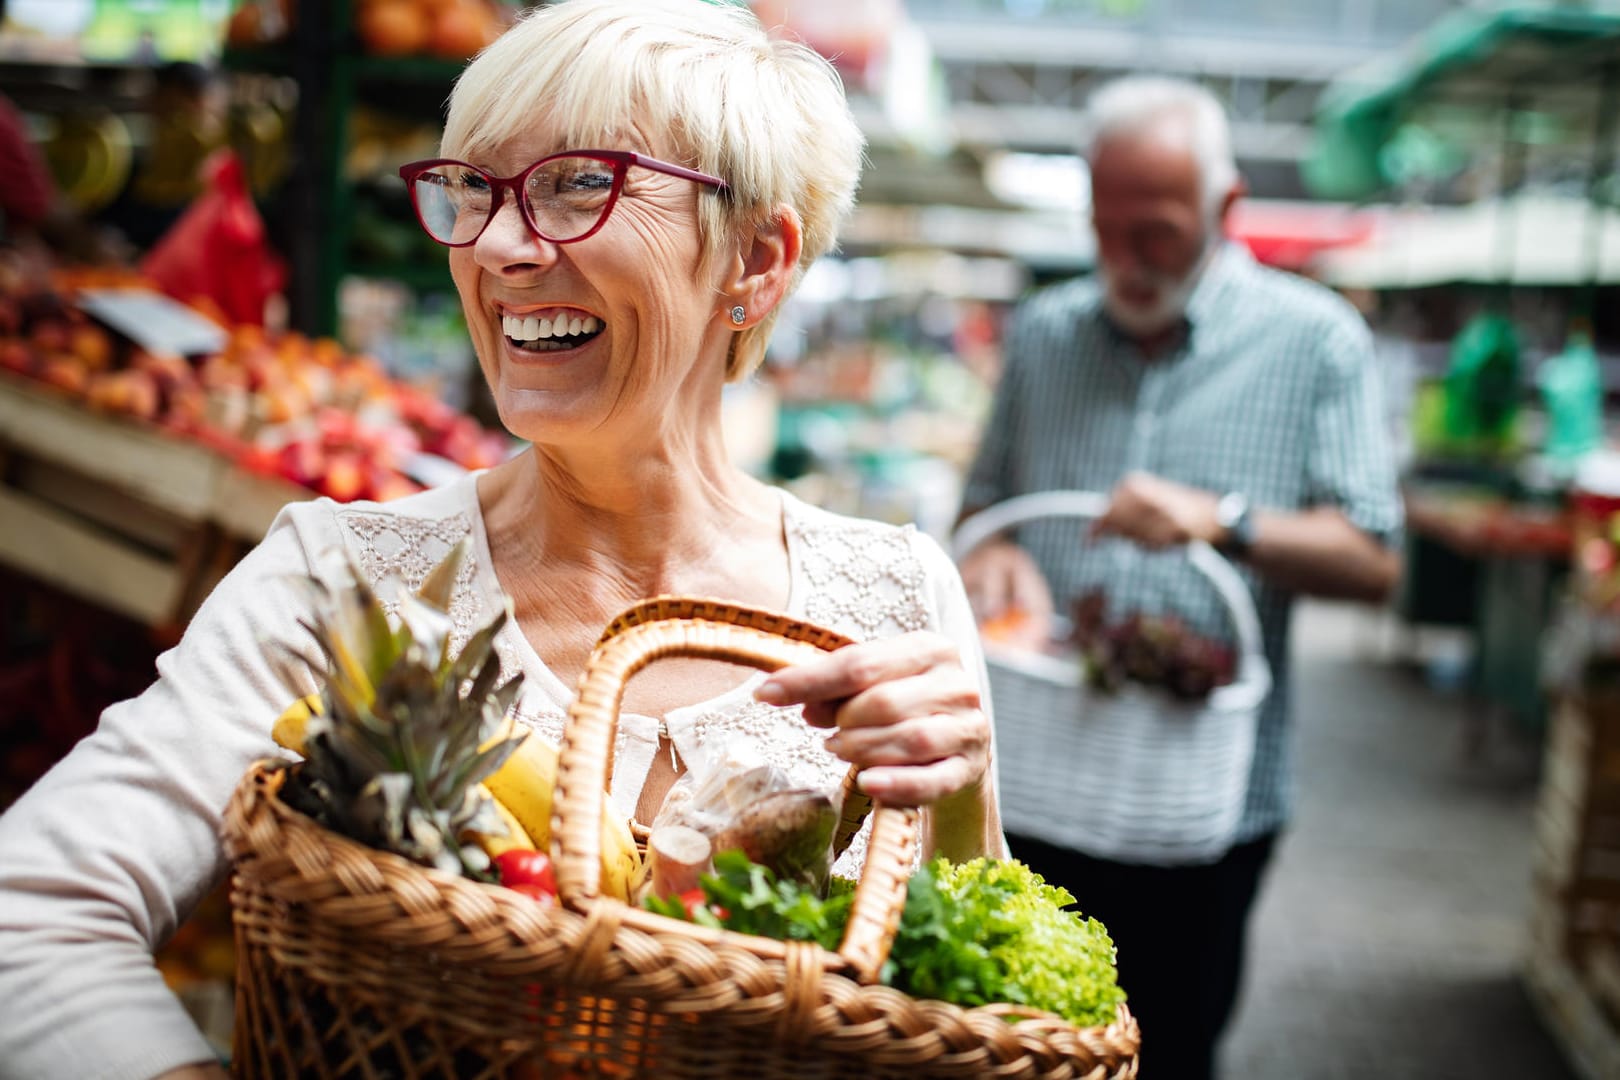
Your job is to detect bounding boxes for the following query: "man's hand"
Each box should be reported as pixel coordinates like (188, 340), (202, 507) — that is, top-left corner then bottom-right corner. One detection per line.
(1092, 471), (1222, 549)
(957, 538), (1054, 649)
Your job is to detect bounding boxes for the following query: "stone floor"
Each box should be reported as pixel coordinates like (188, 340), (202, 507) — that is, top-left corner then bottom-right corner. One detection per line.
(1219, 602), (1576, 1079)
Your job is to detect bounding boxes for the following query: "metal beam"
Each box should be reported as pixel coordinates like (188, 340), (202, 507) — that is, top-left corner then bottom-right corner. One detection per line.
(918, 21), (1386, 82)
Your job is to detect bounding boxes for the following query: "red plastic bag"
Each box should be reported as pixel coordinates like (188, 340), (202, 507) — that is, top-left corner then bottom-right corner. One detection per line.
(140, 150), (286, 327)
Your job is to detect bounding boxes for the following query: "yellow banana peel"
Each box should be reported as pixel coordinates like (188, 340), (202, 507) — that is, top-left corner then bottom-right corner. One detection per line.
(483, 731), (641, 902)
(464, 787), (537, 858)
(270, 693), (323, 755)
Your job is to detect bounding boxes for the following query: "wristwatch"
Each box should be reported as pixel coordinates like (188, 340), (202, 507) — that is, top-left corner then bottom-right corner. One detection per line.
(1214, 491), (1257, 556)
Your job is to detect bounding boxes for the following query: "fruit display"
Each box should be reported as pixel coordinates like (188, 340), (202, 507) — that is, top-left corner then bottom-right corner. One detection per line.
(0, 264), (511, 504)
(267, 540), (642, 900)
(356, 0), (507, 60)
(225, 0), (295, 48)
(1070, 589), (1237, 701)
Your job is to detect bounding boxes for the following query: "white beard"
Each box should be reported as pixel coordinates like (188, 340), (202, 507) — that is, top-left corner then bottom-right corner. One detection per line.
(1099, 238), (1218, 339)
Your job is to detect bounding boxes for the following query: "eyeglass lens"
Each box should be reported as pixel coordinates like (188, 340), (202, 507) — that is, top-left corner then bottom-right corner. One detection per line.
(410, 156), (621, 245)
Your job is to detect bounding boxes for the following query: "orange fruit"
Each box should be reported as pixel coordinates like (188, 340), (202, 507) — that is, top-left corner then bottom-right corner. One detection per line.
(428, 2), (495, 60)
(358, 0), (429, 57)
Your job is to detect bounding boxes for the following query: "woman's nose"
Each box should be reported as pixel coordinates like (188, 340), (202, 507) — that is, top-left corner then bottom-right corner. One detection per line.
(473, 197), (560, 275)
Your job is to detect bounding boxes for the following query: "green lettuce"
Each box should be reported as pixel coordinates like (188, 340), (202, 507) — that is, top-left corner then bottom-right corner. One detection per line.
(647, 851), (1124, 1027)
(886, 857), (1125, 1028)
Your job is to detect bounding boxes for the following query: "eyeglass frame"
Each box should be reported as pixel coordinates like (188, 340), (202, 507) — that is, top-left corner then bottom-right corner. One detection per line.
(397, 150), (730, 248)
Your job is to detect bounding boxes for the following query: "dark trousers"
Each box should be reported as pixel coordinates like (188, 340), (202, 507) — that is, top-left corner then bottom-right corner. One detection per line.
(1006, 831), (1278, 1080)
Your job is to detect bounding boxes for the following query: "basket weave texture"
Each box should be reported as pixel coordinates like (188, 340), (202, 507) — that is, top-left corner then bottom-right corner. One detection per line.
(952, 492), (1273, 866)
(225, 596), (1140, 1079)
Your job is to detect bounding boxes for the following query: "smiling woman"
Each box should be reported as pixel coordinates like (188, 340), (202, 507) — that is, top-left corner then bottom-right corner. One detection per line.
(0, 2), (1006, 1077)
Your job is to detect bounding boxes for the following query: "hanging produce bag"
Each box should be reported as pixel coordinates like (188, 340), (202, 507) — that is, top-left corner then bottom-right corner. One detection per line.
(1442, 311), (1521, 453)
(139, 149), (285, 326)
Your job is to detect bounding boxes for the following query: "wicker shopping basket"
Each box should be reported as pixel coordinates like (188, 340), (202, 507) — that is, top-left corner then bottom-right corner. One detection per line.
(953, 492), (1273, 865)
(224, 595), (1140, 1079)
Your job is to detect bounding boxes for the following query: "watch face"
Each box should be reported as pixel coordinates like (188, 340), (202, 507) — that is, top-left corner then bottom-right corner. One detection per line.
(1217, 492), (1253, 550)
(1217, 492), (1248, 530)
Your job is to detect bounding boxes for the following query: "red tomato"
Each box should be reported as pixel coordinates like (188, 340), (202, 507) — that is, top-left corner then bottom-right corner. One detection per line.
(678, 889), (728, 922)
(495, 851), (557, 894)
(507, 883), (557, 907)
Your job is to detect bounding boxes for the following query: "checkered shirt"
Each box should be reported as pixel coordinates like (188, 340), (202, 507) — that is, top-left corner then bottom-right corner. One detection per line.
(963, 243), (1402, 842)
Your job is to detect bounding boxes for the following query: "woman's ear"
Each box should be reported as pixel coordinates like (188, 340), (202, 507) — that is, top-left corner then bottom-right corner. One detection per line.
(720, 204), (803, 328)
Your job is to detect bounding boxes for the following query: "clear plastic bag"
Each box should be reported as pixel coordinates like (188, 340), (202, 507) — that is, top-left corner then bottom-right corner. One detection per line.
(648, 747), (838, 897)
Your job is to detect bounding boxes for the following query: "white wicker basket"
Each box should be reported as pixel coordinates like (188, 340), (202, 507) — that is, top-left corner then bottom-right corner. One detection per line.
(953, 491), (1272, 866)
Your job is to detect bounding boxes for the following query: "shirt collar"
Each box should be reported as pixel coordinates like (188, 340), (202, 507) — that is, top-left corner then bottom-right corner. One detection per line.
(1088, 240), (1251, 349)
(1183, 240), (1250, 330)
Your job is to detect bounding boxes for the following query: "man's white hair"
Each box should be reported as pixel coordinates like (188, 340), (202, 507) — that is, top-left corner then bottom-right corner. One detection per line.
(1083, 75), (1240, 215)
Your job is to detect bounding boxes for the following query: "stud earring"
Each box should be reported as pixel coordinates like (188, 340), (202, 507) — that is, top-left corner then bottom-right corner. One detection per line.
(729, 305), (746, 326)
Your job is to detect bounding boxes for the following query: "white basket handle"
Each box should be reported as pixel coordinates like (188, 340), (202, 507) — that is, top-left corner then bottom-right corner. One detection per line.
(951, 491), (1271, 712)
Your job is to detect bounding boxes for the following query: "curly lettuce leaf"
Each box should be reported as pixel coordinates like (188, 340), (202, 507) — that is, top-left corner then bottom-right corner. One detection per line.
(884, 857), (1125, 1027)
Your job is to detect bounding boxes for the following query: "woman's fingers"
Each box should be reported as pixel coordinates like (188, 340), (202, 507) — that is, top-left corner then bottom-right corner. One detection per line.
(755, 633), (960, 709)
(826, 712), (987, 768)
(855, 756), (981, 807)
(754, 631), (991, 804)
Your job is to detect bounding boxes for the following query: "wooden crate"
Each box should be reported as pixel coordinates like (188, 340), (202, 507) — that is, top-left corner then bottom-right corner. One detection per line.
(0, 374), (309, 630)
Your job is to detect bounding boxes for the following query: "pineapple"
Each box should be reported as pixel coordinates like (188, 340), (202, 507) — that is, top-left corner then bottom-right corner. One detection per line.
(275, 537), (526, 882)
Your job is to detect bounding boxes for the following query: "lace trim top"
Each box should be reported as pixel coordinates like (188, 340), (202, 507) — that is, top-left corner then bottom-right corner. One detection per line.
(333, 477), (960, 876)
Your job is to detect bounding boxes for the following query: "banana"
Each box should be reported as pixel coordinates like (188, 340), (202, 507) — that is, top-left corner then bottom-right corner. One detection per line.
(464, 790), (537, 858)
(271, 693), (323, 755)
(482, 731), (641, 902)
(272, 695), (640, 900)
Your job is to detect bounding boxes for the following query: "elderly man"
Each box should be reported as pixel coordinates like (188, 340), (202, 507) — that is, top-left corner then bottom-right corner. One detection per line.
(959, 76), (1402, 1080)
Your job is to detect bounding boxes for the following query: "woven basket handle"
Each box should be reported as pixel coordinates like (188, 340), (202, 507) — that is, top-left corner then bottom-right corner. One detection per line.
(951, 490), (1271, 711)
(552, 597), (920, 983)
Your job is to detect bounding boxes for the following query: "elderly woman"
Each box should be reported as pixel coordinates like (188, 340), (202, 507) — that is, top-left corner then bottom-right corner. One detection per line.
(0, 2), (1003, 1077)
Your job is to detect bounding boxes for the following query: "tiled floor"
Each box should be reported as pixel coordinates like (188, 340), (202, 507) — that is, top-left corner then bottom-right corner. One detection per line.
(1220, 602), (1577, 1080)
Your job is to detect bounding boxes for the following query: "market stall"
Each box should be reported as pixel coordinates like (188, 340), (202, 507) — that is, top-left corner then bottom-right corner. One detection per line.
(1308, 8), (1620, 1074)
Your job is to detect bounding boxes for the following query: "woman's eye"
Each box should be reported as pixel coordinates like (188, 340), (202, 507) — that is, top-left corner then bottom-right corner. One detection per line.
(564, 170), (615, 192)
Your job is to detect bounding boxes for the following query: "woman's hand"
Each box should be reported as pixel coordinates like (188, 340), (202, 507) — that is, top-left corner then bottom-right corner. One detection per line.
(754, 632), (990, 807)
(154, 1063), (230, 1080)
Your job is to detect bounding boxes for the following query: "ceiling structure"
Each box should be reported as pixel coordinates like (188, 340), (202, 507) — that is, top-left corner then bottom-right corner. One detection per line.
(843, 0), (1471, 269)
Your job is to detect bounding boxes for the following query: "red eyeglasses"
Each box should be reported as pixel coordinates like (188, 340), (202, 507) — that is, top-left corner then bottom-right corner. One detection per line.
(398, 150), (729, 248)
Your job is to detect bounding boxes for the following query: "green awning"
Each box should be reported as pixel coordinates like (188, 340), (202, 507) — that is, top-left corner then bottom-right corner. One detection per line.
(1305, 7), (1620, 200)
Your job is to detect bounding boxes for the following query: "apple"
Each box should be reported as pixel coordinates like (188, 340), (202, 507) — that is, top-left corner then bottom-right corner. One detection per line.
(320, 451), (368, 502)
(38, 355), (89, 397)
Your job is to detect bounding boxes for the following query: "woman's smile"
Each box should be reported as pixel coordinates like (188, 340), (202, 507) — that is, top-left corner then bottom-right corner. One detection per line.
(494, 303), (607, 362)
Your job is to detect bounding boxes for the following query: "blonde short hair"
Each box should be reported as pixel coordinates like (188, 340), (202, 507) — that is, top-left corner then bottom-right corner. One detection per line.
(442, 0), (865, 380)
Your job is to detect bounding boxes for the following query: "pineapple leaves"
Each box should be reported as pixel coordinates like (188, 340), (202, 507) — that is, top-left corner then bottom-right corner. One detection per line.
(279, 538), (525, 883)
(417, 536), (469, 612)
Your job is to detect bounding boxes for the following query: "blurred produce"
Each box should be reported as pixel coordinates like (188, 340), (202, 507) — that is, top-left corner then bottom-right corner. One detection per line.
(225, 0), (295, 48)
(39, 110), (134, 216)
(356, 0), (505, 60)
(1069, 590), (1238, 702)
(0, 259), (510, 505)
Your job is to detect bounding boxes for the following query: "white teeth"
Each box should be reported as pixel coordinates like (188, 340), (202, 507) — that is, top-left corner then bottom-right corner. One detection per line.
(502, 311), (603, 343)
